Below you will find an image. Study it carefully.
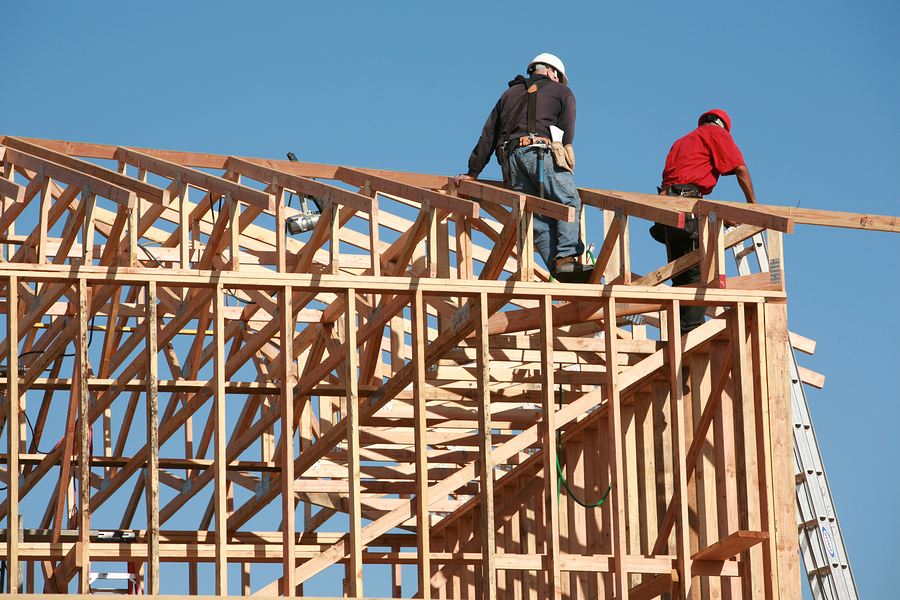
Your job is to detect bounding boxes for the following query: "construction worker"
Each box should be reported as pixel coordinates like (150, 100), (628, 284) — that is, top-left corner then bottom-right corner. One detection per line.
(455, 53), (591, 283)
(650, 109), (758, 333)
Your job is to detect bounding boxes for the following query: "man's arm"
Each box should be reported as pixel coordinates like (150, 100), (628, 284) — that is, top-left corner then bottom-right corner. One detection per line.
(732, 164), (757, 204)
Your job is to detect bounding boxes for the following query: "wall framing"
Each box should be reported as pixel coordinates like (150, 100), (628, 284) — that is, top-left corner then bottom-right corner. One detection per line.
(0, 137), (894, 598)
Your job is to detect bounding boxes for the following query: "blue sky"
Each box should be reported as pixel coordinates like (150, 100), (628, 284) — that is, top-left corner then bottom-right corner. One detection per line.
(4, 1), (898, 598)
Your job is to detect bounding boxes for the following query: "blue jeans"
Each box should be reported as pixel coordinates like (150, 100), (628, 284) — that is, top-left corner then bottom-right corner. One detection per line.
(506, 145), (584, 271)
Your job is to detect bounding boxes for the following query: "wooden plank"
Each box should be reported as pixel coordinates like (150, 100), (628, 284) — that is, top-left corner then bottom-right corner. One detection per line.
(764, 296), (802, 600)
(212, 283), (227, 595)
(339, 166), (478, 218)
(588, 213), (620, 284)
(698, 199), (793, 233)
(604, 295), (630, 600)
(689, 352), (718, 600)
(412, 289), (432, 599)
(145, 282), (160, 594)
(0, 176), (26, 204)
(458, 180), (574, 222)
(580, 187), (794, 233)
(6, 276), (20, 592)
(346, 288), (363, 596)
(666, 300), (692, 599)
(1, 136), (169, 204)
(76, 278), (90, 593)
(789, 331), (816, 356)
(708, 198), (897, 233)
(712, 339), (742, 599)
(479, 202), (521, 281)
(226, 156), (374, 214)
(797, 365), (825, 389)
(475, 293), (497, 600)
(4, 148), (137, 208)
(580, 188), (687, 228)
(539, 294), (562, 599)
(692, 530), (768, 561)
(750, 302), (778, 599)
(115, 147), (273, 211)
(280, 286), (296, 593)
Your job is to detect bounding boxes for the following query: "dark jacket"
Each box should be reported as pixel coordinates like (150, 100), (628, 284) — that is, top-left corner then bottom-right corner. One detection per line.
(466, 74), (576, 178)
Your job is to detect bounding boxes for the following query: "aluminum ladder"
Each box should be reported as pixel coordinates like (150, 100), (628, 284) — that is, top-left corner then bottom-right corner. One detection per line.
(731, 231), (859, 600)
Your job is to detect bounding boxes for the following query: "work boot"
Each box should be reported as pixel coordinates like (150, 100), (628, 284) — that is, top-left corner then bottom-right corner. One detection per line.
(553, 256), (593, 283)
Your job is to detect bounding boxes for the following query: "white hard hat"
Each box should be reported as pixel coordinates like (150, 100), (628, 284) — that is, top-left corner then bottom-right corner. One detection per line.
(528, 53), (567, 85)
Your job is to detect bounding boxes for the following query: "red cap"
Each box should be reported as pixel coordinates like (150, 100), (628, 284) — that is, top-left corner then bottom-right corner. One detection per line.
(698, 109), (732, 132)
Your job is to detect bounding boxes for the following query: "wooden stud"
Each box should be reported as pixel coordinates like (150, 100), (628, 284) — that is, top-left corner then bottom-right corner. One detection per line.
(666, 299), (691, 600)
(213, 283), (228, 595)
(346, 288), (363, 595)
(145, 281), (160, 594)
(6, 276), (20, 593)
(764, 298), (801, 600)
(516, 194), (534, 281)
(81, 187), (97, 266)
(179, 173), (190, 269)
(476, 292), (497, 600)
(77, 278), (90, 593)
(412, 289), (432, 599)
(539, 294), (561, 599)
(604, 296), (629, 599)
(280, 285), (296, 594)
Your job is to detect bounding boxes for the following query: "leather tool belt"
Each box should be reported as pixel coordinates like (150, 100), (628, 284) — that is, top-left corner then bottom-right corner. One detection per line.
(668, 183), (702, 198)
(510, 136), (551, 148)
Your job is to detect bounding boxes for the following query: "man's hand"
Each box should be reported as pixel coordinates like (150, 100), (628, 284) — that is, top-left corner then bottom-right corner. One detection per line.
(454, 174), (474, 187)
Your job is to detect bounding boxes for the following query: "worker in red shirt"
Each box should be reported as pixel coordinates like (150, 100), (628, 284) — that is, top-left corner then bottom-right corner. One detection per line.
(650, 109), (758, 333)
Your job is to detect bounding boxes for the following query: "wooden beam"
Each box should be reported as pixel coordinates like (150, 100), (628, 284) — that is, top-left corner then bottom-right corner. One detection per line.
(475, 293), (496, 600)
(226, 156), (374, 214)
(4, 148), (136, 208)
(458, 180), (574, 222)
(5, 276), (20, 593)
(115, 148), (273, 211)
(540, 294), (562, 599)
(339, 166), (478, 218)
(1, 137), (170, 205)
(212, 284), (227, 595)
(412, 289), (432, 599)
(345, 288), (363, 596)
(145, 282), (160, 594)
(280, 285), (296, 593)
(692, 530), (768, 561)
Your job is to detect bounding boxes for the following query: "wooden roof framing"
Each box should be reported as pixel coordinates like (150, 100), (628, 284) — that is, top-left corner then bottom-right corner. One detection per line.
(0, 136), (895, 598)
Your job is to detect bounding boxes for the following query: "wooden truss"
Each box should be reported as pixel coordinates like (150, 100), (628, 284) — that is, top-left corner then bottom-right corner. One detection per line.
(0, 137), (895, 598)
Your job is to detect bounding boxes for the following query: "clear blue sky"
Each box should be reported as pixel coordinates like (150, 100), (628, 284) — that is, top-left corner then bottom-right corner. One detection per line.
(5, 1), (898, 598)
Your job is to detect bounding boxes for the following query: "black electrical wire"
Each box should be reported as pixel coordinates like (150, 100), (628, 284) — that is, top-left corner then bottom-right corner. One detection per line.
(138, 243), (165, 269)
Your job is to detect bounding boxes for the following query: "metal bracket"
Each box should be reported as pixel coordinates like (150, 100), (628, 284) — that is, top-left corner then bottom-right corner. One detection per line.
(255, 473), (270, 500)
(769, 258), (782, 283)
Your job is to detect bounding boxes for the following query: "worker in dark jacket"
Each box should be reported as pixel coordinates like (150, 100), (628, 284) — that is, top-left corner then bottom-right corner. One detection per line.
(456, 54), (590, 282)
(650, 109), (758, 333)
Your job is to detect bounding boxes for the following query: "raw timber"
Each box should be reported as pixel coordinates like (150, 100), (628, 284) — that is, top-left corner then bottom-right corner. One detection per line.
(0, 137), (894, 598)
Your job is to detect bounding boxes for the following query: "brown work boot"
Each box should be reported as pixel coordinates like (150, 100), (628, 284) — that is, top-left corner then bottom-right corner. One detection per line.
(553, 256), (593, 283)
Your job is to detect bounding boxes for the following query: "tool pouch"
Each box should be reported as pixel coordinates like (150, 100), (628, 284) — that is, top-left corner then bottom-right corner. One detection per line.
(495, 144), (506, 167)
(550, 142), (575, 173)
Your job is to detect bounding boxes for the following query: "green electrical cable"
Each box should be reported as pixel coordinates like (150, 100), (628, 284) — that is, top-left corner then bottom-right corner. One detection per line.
(555, 385), (612, 508)
(557, 447), (612, 508)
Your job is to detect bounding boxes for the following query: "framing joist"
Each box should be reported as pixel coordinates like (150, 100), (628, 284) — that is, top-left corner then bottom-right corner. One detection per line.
(0, 137), (894, 599)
